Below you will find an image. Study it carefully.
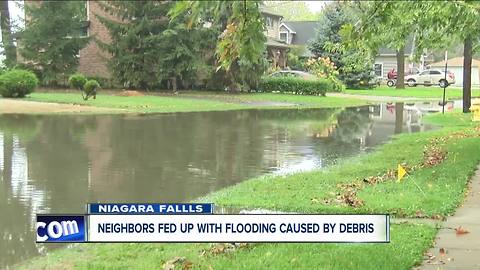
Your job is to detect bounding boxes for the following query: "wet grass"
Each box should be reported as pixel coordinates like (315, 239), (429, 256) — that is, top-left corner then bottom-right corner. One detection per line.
(20, 223), (435, 270)
(25, 92), (368, 113)
(345, 86), (480, 99)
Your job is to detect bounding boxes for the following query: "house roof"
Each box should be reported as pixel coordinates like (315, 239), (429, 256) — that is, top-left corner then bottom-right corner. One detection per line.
(282, 21), (318, 46)
(430, 57), (480, 68)
(378, 36), (415, 56)
(260, 6), (283, 18)
(265, 37), (289, 48)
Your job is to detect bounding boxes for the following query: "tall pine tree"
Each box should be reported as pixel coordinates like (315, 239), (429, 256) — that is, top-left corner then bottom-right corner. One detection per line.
(96, 1), (172, 90)
(0, 1), (17, 68)
(20, 1), (88, 86)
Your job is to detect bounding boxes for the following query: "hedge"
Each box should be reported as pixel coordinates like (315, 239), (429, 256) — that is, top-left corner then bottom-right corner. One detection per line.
(258, 77), (335, 96)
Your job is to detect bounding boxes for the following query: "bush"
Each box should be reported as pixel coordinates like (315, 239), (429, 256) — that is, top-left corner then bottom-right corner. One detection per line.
(86, 75), (116, 89)
(0, 69), (39, 98)
(339, 69), (377, 89)
(258, 77), (332, 96)
(83, 79), (100, 100)
(68, 73), (87, 90)
(14, 63), (44, 84)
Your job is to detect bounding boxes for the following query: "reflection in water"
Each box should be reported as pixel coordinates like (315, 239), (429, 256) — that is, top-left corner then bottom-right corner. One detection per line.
(0, 103), (435, 268)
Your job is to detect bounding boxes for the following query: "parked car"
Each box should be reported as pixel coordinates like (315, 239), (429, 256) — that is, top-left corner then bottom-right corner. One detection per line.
(405, 69), (455, 87)
(269, 70), (317, 80)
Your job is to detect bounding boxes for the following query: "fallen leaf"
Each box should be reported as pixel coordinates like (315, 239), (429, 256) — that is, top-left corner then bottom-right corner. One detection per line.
(439, 248), (446, 257)
(415, 210), (425, 218)
(163, 257), (186, 270)
(455, 226), (470, 235)
(431, 215), (444, 221)
(182, 260), (193, 270)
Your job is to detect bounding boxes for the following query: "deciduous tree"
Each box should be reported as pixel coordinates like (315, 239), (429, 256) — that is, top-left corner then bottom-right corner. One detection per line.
(348, 1), (422, 89)
(412, 1), (480, 113)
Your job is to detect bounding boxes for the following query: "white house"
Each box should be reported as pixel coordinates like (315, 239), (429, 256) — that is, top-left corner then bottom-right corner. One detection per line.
(430, 57), (480, 87)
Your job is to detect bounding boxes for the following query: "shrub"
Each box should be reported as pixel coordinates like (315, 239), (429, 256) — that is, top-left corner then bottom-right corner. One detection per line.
(339, 69), (377, 89)
(0, 69), (39, 98)
(86, 75), (116, 89)
(306, 57), (345, 92)
(68, 73), (87, 90)
(258, 76), (332, 96)
(14, 63), (44, 84)
(83, 79), (100, 100)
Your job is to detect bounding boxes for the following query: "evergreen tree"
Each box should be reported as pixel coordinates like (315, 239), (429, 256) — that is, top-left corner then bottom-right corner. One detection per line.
(170, 1), (267, 91)
(308, 3), (374, 89)
(20, 1), (88, 86)
(157, 9), (217, 91)
(96, 1), (172, 90)
(0, 1), (16, 68)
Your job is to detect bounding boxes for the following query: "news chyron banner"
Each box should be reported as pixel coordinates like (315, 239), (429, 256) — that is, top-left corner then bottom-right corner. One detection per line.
(36, 203), (390, 243)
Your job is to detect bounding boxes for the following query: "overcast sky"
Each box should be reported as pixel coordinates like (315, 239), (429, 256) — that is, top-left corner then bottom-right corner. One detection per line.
(304, 1), (328, 12)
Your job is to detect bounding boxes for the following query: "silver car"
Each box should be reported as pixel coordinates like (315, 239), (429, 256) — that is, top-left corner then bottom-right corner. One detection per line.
(405, 69), (456, 87)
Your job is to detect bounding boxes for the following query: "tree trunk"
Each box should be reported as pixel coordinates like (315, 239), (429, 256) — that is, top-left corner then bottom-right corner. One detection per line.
(0, 1), (16, 68)
(394, 102), (404, 134)
(396, 46), (405, 89)
(463, 37), (472, 113)
(171, 77), (177, 92)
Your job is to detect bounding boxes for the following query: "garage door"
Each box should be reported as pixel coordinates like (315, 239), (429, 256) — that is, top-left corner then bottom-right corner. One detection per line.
(448, 67), (479, 87)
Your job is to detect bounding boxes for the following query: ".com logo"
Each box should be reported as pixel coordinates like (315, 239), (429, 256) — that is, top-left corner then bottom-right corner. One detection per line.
(36, 215), (85, 242)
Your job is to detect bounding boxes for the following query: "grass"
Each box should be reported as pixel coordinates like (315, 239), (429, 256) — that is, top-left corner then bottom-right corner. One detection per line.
(345, 86), (480, 99)
(180, 92), (368, 107)
(20, 224), (435, 270)
(206, 112), (480, 218)
(24, 92), (368, 113)
(17, 112), (479, 270)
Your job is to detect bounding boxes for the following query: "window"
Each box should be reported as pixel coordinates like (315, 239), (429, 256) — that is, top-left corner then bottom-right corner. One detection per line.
(374, 63), (383, 77)
(429, 70), (441, 75)
(420, 71), (429, 76)
(266, 17), (273, 28)
(279, 32), (288, 42)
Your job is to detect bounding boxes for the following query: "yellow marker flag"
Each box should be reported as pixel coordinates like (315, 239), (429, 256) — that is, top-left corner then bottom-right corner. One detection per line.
(397, 164), (407, 182)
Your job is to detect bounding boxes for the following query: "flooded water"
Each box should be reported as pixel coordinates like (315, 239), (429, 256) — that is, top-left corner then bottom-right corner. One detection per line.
(0, 102), (442, 268)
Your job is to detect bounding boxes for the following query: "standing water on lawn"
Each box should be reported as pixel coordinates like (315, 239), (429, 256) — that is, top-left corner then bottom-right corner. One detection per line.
(0, 101), (448, 268)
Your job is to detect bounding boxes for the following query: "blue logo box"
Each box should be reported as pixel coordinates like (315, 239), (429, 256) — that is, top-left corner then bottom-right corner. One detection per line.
(36, 215), (86, 243)
(88, 203), (214, 214)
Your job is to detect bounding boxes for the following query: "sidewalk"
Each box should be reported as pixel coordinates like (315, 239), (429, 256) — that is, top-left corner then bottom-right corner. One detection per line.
(417, 165), (480, 269)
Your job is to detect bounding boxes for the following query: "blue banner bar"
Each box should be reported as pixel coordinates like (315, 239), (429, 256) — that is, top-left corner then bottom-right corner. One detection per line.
(88, 203), (214, 214)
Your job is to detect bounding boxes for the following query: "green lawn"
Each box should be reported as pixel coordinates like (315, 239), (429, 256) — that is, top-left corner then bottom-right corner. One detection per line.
(20, 224), (435, 270)
(17, 112), (479, 270)
(346, 86), (480, 99)
(24, 92), (368, 113)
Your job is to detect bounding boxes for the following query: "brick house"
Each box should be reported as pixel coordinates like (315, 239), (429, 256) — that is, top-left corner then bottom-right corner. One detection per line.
(77, 1), (114, 78)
